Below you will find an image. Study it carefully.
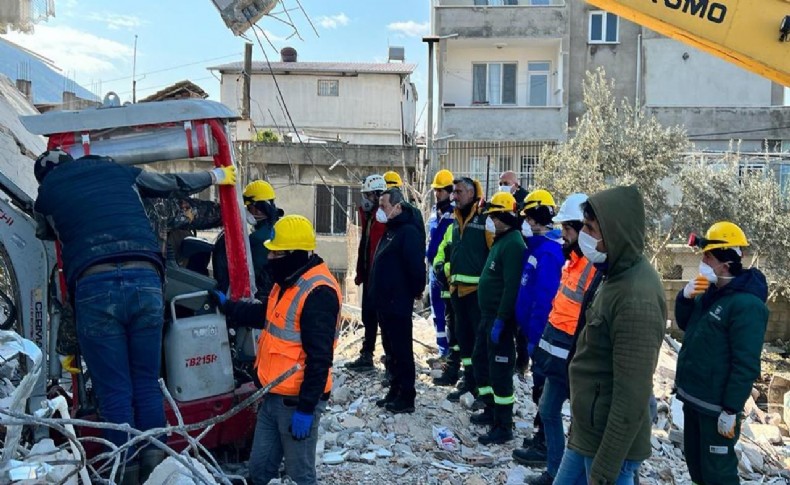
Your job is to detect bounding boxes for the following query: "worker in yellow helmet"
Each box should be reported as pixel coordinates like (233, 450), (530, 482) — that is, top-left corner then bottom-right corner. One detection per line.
(383, 170), (403, 188)
(212, 215), (341, 485)
(213, 179), (283, 298)
(675, 221), (768, 485)
(427, 169), (459, 385)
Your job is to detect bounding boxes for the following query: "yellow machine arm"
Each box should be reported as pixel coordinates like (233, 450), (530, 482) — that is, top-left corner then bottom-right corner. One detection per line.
(585, 0), (790, 86)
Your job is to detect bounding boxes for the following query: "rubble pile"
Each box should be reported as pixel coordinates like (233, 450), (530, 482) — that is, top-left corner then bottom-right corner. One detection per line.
(316, 317), (790, 485)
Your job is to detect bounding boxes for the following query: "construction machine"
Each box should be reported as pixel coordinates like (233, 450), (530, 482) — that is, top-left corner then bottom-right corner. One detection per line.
(3, 95), (263, 455)
(585, 0), (790, 87)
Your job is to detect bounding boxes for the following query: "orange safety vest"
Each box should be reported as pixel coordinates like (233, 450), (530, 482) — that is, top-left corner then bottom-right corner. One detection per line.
(255, 263), (341, 396)
(546, 252), (596, 336)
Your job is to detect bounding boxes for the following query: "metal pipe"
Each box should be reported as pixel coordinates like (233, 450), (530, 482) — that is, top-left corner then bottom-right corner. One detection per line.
(426, 40), (436, 176)
(635, 33), (642, 120)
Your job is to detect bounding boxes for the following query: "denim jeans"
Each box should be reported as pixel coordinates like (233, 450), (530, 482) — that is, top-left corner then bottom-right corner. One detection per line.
(75, 266), (165, 455)
(554, 448), (641, 485)
(248, 394), (328, 485)
(539, 375), (570, 476)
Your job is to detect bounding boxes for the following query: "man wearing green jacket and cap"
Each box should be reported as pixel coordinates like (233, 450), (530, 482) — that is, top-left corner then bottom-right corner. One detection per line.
(555, 185), (666, 485)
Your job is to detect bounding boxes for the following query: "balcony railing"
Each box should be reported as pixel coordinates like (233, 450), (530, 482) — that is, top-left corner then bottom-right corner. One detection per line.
(435, 0), (565, 6)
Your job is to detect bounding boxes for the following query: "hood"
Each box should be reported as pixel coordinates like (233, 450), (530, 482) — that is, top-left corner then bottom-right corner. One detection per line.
(587, 185), (645, 276)
(720, 268), (768, 303)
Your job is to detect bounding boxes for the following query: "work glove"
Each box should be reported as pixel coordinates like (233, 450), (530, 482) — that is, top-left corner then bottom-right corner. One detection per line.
(59, 354), (80, 374)
(209, 290), (228, 313)
(290, 410), (314, 440)
(490, 319), (504, 344)
(210, 166), (237, 186)
(683, 275), (710, 299)
(717, 411), (737, 438)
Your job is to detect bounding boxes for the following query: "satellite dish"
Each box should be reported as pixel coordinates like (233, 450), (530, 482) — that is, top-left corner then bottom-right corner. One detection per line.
(211, 0), (279, 36)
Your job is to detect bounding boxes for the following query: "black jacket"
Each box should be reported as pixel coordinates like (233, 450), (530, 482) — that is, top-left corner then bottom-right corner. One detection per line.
(223, 255), (339, 413)
(368, 205), (426, 318)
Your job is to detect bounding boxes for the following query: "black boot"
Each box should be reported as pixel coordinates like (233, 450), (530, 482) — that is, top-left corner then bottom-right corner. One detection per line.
(477, 424), (513, 445)
(376, 387), (399, 407)
(386, 391), (415, 414)
(446, 381), (473, 402)
(527, 471), (555, 485)
(470, 406), (495, 426)
(512, 444), (548, 467)
(432, 364), (460, 386)
(346, 352), (375, 371)
(139, 448), (165, 483)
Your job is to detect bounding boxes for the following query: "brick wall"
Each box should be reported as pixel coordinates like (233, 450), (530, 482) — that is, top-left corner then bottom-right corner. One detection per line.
(663, 280), (790, 342)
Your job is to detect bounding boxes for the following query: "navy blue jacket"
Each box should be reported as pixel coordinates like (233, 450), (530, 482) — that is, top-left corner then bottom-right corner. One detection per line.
(368, 203), (427, 318)
(35, 156), (213, 288)
(426, 206), (454, 264)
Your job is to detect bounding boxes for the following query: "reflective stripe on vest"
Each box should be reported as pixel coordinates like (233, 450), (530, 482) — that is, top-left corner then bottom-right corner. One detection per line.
(538, 338), (570, 360)
(676, 387), (723, 414)
(256, 264), (341, 397)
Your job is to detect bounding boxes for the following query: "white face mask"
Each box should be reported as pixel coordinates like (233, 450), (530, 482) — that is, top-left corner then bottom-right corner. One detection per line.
(245, 210), (258, 225)
(485, 216), (496, 234)
(375, 207), (389, 224)
(521, 221), (533, 238)
(578, 230), (607, 264)
(699, 261), (718, 283)
(498, 185), (512, 194)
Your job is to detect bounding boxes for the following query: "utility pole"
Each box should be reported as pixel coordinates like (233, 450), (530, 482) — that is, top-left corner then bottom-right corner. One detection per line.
(132, 34), (138, 103)
(242, 42), (252, 120)
(422, 36), (439, 178)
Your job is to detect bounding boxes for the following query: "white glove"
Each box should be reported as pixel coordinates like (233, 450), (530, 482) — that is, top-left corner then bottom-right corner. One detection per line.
(717, 411), (737, 438)
(683, 275), (710, 299)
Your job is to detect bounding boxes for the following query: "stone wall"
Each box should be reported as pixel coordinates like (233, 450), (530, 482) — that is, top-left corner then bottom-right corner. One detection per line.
(664, 280), (790, 342)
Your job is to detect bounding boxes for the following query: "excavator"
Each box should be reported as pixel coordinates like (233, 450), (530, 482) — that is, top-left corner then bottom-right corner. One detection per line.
(584, 0), (790, 87)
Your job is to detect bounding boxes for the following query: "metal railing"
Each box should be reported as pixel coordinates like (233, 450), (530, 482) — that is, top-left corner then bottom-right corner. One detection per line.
(435, 0), (565, 6)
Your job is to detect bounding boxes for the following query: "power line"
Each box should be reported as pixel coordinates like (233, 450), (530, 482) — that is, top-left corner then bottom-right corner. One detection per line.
(96, 53), (239, 85)
(687, 124), (790, 139)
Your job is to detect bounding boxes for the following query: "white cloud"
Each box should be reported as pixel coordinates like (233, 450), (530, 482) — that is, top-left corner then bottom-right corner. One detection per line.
(83, 12), (145, 31)
(317, 13), (349, 29)
(387, 20), (430, 38)
(2, 24), (133, 76)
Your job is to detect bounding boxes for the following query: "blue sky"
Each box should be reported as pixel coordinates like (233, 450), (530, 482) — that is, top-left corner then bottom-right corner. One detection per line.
(3, 0), (431, 126)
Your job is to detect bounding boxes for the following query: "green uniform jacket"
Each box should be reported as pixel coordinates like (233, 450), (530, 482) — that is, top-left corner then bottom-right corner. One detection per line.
(449, 203), (491, 286)
(478, 228), (526, 321)
(567, 186), (666, 484)
(675, 268), (768, 416)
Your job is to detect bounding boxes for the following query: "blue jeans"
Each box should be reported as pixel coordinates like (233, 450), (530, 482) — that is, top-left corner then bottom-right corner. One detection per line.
(429, 273), (448, 355)
(75, 266), (165, 455)
(554, 448), (641, 485)
(538, 375), (570, 476)
(248, 394), (327, 485)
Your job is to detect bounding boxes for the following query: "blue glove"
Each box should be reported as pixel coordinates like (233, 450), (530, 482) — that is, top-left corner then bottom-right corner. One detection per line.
(210, 289), (227, 309)
(290, 410), (314, 440)
(490, 319), (504, 344)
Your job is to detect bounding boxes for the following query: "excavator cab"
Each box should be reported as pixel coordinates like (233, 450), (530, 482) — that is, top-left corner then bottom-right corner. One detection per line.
(18, 95), (260, 453)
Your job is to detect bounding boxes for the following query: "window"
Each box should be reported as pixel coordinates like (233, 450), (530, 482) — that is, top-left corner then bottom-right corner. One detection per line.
(472, 63), (517, 105)
(520, 155), (538, 189)
(314, 185), (360, 235)
(780, 164), (790, 197)
(528, 61), (551, 107)
(474, 0), (519, 5)
(589, 11), (618, 44)
(317, 79), (339, 97)
(762, 139), (782, 152)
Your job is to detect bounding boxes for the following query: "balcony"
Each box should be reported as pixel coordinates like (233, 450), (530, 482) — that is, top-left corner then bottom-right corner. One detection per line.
(440, 105), (567, 141)
(434, 0), (567, 39)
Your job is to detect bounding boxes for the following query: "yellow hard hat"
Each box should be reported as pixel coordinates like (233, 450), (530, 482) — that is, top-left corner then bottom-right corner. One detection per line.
(383, 171), (403, 188)
(264, 215), (316, 251)
(484, 191), (517, 215)
(523, 189), (556, 212)
(701, 221), (749, 252)
(243, 180), (276, 203)
(431, 169), (454, 189)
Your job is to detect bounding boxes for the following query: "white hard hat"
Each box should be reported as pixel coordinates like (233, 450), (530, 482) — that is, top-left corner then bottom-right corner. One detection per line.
(362, 175), (386, 193)
(553, 193), (588, 223)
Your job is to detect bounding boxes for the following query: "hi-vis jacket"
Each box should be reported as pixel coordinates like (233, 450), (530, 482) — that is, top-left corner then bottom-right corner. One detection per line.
(533, 251), (596, 384)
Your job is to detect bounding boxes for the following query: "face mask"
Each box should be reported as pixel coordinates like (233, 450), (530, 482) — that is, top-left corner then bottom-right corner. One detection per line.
(498, 185), (512, 194)
(699, 261), (719, 283)
(245, 210), (258, 225)
(485, 216), (496, 234)
(521, 221), (533, 238)
(578, 230), (607, 264)
(375, 207), (389, 224)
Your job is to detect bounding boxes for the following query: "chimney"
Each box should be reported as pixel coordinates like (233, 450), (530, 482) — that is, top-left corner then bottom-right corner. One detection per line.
(280, 47), (297, 63)
(15, 79), (32, 100)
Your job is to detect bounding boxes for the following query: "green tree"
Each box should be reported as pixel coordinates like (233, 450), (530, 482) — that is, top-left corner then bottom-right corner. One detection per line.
(255, 129), (279, 143)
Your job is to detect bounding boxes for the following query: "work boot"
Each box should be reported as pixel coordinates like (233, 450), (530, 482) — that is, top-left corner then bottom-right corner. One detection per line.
(477, 425), (513, 445)
(139, 448), (166, 483)
(527, 471), (555, 485)
(446, 382), (472, 402)
(376, 387), (399, 407)
(432, 365), (460, 386)
(119, 463), (139, 485)
(470, 407), (495, 426)
(386, 394), (415, 414)
(512, 443), (548, 467)
(346, 352), (375, 371)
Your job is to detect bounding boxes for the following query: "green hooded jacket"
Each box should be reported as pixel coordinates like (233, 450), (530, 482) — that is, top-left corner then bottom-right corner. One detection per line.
(567, 185), (667, 484)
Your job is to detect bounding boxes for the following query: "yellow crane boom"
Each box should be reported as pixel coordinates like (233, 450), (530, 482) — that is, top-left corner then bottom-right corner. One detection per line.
(585, 0), (790, 86)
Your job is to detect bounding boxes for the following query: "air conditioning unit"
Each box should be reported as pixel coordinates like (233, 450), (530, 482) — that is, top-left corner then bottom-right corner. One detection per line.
(212, 0), (278, 36)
